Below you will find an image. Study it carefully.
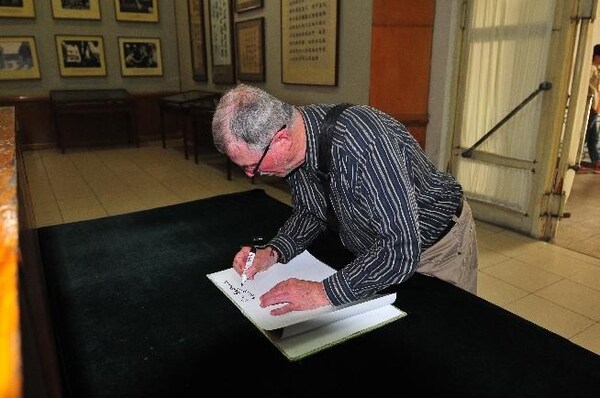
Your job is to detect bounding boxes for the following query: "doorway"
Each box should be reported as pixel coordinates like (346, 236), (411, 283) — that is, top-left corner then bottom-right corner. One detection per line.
(448, 0), (593, 247)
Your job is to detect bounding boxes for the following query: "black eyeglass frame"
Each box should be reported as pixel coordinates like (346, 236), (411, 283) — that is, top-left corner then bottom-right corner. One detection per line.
(251, 125), (286, 176)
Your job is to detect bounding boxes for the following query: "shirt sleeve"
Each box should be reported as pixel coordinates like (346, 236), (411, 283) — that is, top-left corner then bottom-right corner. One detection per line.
(267, 169), (328, 264)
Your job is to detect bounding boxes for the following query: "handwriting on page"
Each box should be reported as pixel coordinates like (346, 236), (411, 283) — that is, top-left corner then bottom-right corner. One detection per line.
(224, 280), (256, 303)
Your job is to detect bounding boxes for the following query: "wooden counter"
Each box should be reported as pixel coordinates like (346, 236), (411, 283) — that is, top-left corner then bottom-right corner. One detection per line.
(0, 106), (21, 398)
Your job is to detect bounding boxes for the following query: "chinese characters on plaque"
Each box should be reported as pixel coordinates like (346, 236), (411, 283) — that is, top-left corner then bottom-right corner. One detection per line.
(282, 0), (338, 86)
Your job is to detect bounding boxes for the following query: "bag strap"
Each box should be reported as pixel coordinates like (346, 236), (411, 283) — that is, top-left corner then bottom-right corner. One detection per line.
(317, 103), (353, 230)
(318, 103), (353, 178)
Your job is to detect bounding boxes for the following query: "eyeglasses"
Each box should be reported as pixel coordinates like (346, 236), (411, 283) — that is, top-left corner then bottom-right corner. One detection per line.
(251, 125), (286, 176)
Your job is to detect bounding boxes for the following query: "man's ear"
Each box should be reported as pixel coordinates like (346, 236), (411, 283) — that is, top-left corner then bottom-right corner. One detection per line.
(273, 126), (292, 149)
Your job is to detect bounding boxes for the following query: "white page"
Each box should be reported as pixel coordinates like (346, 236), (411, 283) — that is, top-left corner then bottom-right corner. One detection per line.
(207, 250), (339, 330)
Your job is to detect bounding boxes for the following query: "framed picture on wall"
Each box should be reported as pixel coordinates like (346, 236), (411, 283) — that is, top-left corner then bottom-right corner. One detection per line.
(188, 0), (207, 81)
(281, 0), (339, 86)
(0, 0), (34, 18)
(235, 0), (262, 13)
(51, 0), (101, 20)
(0, 36), (40, 80)
(209, 0), (235, 84)
(235, 17), (264, 82)
(55, 35), (106, 77)
(118, 37), (163, 77)
(114, 0), (158, 23)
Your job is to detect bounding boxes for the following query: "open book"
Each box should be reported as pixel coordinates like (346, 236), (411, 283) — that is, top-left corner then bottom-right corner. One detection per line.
(207, 250), (407, 361)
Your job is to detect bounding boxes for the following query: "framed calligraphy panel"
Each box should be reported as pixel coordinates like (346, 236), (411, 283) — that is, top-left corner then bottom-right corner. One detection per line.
(209, 0), (235, 84)
(281, 0), (339, 86)
(188, 0), (208, 81)
(235, 17), (264, 82)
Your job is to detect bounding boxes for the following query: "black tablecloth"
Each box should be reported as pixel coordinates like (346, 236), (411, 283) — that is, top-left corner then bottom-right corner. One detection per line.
(37, 189), (600, 398)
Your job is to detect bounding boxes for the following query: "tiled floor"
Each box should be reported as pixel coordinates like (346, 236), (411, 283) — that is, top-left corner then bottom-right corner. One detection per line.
(22, 139), (600, 357)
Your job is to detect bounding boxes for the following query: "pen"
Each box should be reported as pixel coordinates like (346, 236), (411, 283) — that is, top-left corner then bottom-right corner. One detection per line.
(241, 246), (256, 286)
(241, 237), (263, 286)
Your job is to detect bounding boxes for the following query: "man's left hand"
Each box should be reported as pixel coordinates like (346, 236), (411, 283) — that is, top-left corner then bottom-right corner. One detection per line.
(259, 278), (331, 315)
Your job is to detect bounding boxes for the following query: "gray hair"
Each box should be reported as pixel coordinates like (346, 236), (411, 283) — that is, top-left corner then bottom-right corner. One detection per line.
(212, 84), (294, 153)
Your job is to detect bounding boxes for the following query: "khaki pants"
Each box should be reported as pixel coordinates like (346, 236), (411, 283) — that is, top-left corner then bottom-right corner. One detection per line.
(417, 200), (478, 294)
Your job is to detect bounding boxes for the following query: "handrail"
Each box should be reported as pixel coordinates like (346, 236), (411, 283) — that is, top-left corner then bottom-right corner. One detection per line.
(462, 81), (552, 158)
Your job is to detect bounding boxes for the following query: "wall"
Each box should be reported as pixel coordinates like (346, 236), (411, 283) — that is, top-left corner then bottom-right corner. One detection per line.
(1, 0), (180, 96)
(1, 1), (372, 104)
(2, 1), (450, 166)
(175, 1), (373, 105)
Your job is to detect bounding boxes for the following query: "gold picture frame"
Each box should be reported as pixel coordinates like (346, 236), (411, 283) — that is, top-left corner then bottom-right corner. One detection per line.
(235, 17), (264, 82)
(0, 36), (40, 80)
(0, 0), (34, 18)
(55, 34), (106, 77)
(51, 0), (101, 20)
(234, 0), (262, 13)
(209, 0), (235, 84)
(118, 37), (163, 77)
(188, 0), (207, 81)
(114, 0), (158, 23)
(281, 0), (339, 86)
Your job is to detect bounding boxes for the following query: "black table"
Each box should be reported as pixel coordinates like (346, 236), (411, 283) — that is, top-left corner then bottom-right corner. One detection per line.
(50, 89), (138, 153)
(37, 189), (600, 397)
(158, 90), (220, 157)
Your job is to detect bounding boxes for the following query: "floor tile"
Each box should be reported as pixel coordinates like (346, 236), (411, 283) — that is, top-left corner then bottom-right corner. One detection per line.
(503, 294), (595, 339)
(536, 279), (600, 321)
(481, 258), (563, 292)
(570, 323), (600, 356)
(477, 271), (529, 307)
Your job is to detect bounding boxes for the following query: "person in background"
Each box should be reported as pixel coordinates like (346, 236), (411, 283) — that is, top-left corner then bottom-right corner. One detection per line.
(212, 84), (478, 315)
(580, 44), (600, 173)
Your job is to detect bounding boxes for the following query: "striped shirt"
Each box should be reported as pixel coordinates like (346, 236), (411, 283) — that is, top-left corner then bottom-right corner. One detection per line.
(268, 104), (463, 306)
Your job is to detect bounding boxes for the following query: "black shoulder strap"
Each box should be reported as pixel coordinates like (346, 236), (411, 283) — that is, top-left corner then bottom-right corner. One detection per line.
(318, 103), (353, 177)
(317, 103), (352, 231)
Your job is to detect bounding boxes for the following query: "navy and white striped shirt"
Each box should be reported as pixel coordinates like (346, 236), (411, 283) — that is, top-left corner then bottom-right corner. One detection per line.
(268, 104), (463, 306)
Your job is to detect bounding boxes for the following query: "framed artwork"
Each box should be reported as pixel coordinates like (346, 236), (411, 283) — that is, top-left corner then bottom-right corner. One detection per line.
(118, 37), (162, 77)
(55, 35), (106, 77)
(281, 0), (339, 86)
(114, 0), (158, 23)
(235, 17), (264, 82)
(0, 0), (34, 18)
(234, 0), (262, 13)
(209, 0), (235, 84)
(0, 36), (40, 80)
(51, 0), (101, 20)
(188, 0), (207, 81)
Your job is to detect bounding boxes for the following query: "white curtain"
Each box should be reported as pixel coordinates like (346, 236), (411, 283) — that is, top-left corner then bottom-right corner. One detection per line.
(456, 0), (556, 213)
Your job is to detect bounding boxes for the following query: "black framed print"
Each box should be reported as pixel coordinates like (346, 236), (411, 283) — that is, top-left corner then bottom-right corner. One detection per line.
(55, 34), (106, 77)
(114, 0), (158, 22)
(0, 36), (41, 80)
(51, 0), (101, 20)
(118, 37), (163, 77)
